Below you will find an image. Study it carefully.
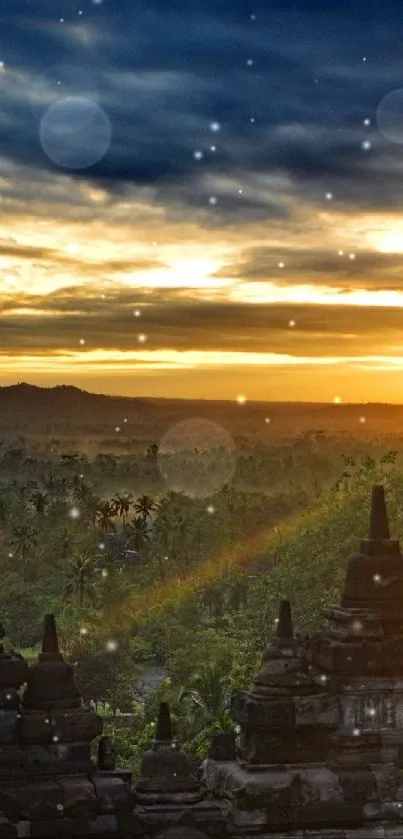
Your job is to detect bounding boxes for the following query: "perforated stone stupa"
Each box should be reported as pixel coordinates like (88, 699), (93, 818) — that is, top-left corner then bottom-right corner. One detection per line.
(0, 613), (131, 838)
(201, 484), (403, 839)
(2, 484), (403, 838)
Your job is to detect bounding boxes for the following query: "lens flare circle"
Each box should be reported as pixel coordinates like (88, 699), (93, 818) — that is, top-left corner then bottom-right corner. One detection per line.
(39, 97), (112, 169)
(376, 88), (403, 144)
(158, 417), (236, 498)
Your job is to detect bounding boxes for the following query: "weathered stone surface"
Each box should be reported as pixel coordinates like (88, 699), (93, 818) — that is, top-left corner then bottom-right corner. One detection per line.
(78, 815), (118, 835)
(295, 802), (362, 827)
(313, 638), (385, 676)
(30, 818), (74, 837)
(201, 758), (237, 797)
(17, 712), (51, 745)
(304, 832), (344, 838)
(94, 768), (132, 788)
(131, 802), (230, 838)
(23, 742), (93, 776)
(0, 787), (20, 820)
(364, 799), (403, 820)
(15, 822), (30, 838)
(0, 712), (18, 746)
(56, 774), (97, 818)
(298, 767), (344, 804)
(204, 761), (300, 808)
(0, 819), (15, 838)
(294, 694), (339, 728)
(0, 690), (20, 711)
(50, 709), (102, 743)
(91, 775), (128, 813)
(208, 732), (236, 761)
(0, 658), (27, 690)
(232, 806), (266, 827)
(238, 727), (298, 763)
(23, 661), (81, 712)
(371, 764), (401, 801)
(97, 737), (115, 771)
(0, 745), (26, 779)
(337, 768), (376, 806)
(161, 829), (209, 839)
(231, 691), (295, 730)
(16, 781), (63, 819)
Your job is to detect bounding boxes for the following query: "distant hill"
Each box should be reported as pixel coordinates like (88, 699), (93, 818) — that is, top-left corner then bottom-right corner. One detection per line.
(0, 383), (151, 440)
(0, 383), (146, 410)
(0, 383), (402, 443)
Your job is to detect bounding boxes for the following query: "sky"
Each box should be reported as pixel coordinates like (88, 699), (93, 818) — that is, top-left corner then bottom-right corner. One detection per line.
(3, 0), (403, 402)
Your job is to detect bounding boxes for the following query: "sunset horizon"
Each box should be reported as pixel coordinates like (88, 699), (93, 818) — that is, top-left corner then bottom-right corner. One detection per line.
(2, 379), (403, 407)
(3, 0), (403, 402)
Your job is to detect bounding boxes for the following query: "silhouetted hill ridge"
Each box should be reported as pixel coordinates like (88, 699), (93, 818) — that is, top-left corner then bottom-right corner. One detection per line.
(0, 384), (402, 440)
(0, 383), (148, 414)
(0, 384), (403, 411)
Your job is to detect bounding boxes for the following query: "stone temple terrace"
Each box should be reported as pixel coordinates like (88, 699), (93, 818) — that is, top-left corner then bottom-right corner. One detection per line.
(0, 486), (401, 837)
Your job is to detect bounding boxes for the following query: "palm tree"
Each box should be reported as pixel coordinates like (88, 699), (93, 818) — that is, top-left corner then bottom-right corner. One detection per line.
(112, 494), (132, 526)
(53, 525), (76, 562)
(133, 494), (155, 522)
(126, 517), (150, 554)
(11, 523), (38, 584)
(0, 493), (10, 524)
(152, 504), (189, 570)
(74, 480), (95, 503)
(81, 492), (101, 530)
(29, 490), (48, 517)
(199, 583), (217, 621)
(61, 550), (97, 608)
(96, 500), (116, 533)
(104, 529), (130, 566)
(152, 509), (171, 555)
(199, 583), (225, 622)
(173, 662), (231, 738)
(176, 513), (191, 569)
(189, 662), (231, 719)
(226, 574), (248, 614)
(149, 549), (169, 581)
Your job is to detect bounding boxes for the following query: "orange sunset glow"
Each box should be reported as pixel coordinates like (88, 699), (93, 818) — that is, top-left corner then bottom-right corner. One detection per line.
(4, 4), (403, 403)
(3, 203), (403, 403)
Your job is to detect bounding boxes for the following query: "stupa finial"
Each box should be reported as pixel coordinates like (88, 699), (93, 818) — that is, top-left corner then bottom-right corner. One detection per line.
(369, 485), (390, 540)
(154, 702), (173, 743)
(276, 599), (293, 641)
(40, 613), (63, 661)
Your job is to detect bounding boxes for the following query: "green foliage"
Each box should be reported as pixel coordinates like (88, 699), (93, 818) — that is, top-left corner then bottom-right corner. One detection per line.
(100, 717), (157, 774)
(0, 431), (402, 771)
(182, 709), (237, 760)
(0, 586), (44, 648)
(71, 633), (140, 713)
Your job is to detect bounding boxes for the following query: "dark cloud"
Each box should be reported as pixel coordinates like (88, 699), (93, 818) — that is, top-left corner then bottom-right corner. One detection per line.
(2, 0), (403, 220)
(216, 247), (403, 290)
(2, 0), (403, 401)
(0, 237), (165, 274)
(0, 287), (402, 358)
